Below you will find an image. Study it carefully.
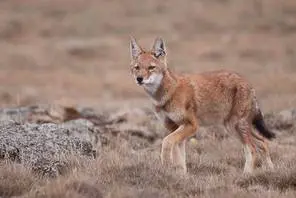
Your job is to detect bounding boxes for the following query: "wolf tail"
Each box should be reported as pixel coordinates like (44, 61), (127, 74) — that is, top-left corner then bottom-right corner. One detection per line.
(252, 109), (275, 140)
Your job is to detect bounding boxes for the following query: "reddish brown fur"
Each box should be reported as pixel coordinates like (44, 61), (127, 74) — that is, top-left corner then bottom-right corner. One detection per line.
(130, 37), (274, 174)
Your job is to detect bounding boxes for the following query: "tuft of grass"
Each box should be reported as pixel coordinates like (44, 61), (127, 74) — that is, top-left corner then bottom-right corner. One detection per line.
(0, 162), (36, 197)
(237, 169), (296, 191)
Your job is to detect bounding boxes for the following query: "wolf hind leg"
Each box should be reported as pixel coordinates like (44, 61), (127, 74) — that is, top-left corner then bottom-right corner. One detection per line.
(251, 131), (274, 170)
(225, 118), (256, 174)
(237, 120), (257, 174)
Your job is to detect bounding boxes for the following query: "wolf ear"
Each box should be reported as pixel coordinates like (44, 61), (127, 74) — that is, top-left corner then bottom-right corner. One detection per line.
(130, 36), (142, 60)
(152, 37), (166, 58)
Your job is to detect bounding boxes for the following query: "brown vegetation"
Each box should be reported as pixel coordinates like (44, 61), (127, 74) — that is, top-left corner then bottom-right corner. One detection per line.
(0, 0), (296, 197)
(0, 105), (294, 197)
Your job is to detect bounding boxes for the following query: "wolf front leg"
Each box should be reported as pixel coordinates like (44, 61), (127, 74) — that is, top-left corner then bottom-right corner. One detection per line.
(173, 139), (187, 173)
(161, 119), (197, 174)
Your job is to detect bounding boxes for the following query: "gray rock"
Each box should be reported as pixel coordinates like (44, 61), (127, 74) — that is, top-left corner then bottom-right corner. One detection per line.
(0, 105), (37, 123)
(0, 120), (96, 177)
(265, 109), (296, 130)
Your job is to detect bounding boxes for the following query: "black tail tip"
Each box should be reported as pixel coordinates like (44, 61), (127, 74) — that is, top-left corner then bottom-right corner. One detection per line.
(266, 131), (276, 140)
(253, 112), (276, 140)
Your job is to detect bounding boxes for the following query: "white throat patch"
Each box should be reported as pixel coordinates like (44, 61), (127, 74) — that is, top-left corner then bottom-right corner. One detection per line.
(142, 73), (163, 95)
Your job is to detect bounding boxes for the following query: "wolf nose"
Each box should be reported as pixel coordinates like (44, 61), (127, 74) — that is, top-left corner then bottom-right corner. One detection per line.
(136, 77), (143, 84)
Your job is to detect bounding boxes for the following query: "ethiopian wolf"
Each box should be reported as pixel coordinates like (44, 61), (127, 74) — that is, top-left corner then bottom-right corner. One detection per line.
(129, 37), (275, 174)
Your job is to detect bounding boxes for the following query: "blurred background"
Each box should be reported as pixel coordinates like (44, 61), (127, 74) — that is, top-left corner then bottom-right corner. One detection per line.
(0, 0), (296, 112)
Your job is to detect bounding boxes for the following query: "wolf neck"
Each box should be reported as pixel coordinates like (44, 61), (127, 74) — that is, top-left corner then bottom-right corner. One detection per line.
(147, 68), (178, 107)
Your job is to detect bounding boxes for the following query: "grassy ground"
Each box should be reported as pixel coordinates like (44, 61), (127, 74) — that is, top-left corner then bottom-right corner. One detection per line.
(1, 122), (296, 198)
(0, 0), (296, 197)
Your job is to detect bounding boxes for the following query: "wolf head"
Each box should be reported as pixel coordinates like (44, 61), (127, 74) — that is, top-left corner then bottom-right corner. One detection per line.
(129, 37), (167, 95)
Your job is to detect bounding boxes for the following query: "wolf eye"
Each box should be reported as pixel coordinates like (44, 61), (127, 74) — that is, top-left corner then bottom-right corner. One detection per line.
(134, 66), (140, 70)
(148, 66), (156, 70)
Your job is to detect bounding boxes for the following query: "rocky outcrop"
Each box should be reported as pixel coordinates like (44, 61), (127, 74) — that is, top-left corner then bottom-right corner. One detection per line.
(0, 104), (159, 177)
(0, 104), (294, 177)
(265, 109), (296, 131)
(0, 120), (96, 177)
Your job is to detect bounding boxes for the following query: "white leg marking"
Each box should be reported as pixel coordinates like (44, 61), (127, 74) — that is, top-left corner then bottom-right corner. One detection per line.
(243, 145), (254, 174)
(266, 155), (274, 170)
(172, 140), (187, 173)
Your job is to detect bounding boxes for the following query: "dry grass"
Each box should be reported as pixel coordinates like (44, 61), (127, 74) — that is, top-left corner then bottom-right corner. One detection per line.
(0, 0), (296, 197)
(0, 162), (36, 197)
(0, 124), (292, 198)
